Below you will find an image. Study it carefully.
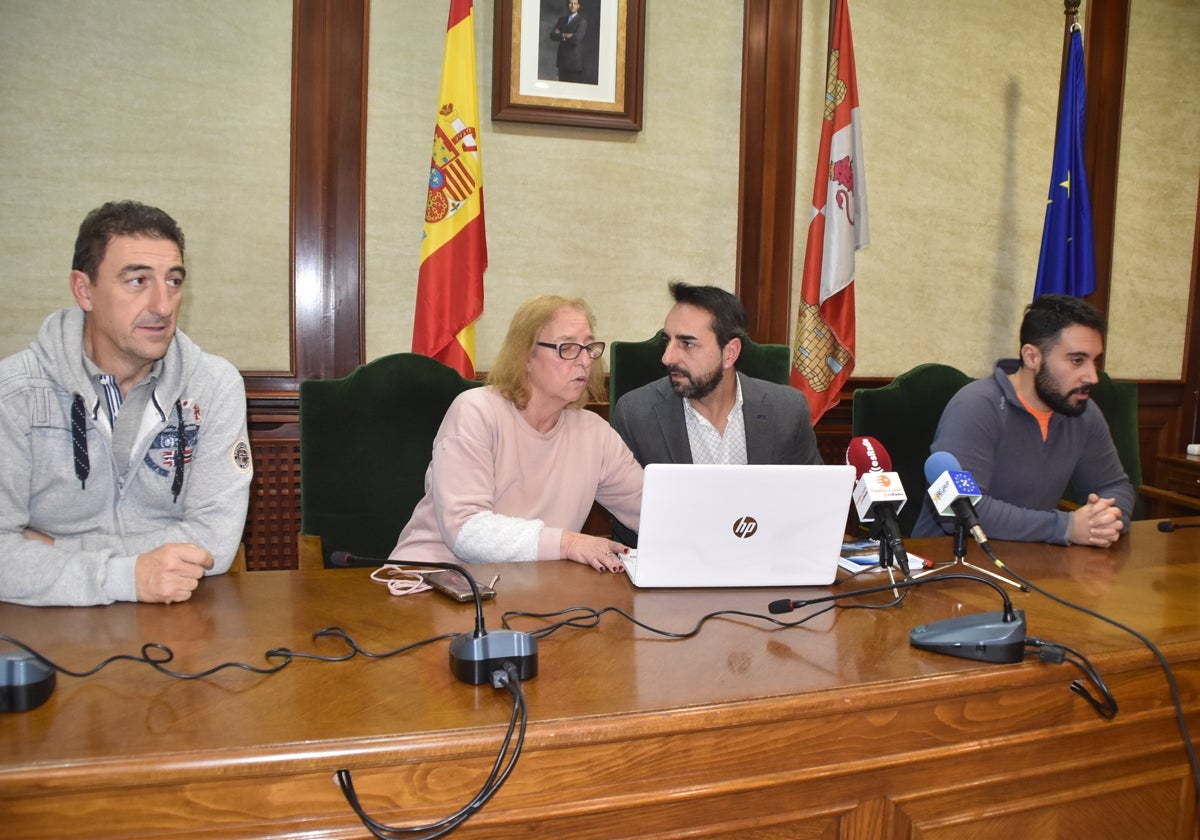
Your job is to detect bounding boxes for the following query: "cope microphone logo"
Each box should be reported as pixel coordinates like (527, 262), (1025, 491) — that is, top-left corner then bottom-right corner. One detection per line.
(732, 516), (759, 538)
(861, 438), (883, 471)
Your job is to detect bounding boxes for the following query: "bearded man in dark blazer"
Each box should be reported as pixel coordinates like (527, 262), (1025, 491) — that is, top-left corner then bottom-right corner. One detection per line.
(610, 282), (822, 545)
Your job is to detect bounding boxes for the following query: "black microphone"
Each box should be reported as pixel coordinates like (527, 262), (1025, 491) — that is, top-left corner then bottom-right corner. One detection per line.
(1158, 521), (1200, 532)
(845, 436), (910, 570)
(330, 551), (537, 685)
(768, 573), (1026, 664)
(924, 451), (992, 552)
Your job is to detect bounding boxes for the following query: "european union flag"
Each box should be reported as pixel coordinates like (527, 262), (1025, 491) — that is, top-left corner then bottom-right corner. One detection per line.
(1033, 27), (1096, 300)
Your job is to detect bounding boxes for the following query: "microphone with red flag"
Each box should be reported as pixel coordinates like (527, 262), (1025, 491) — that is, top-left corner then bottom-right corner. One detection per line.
(845, 436), (909, 570)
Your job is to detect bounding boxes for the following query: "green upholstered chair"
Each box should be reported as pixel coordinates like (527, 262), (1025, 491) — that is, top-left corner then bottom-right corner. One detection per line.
(1066, 374), (1200, 517)
(851, 363), (974, 536)
(1053, 373), (1200, 519)
(1073, 371), (1145, 519)
(298, 353), (481, 568)
(608, 329), (792, 414)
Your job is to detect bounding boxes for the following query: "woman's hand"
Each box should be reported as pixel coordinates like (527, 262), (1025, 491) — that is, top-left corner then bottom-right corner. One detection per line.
(561, 531), (631, 573)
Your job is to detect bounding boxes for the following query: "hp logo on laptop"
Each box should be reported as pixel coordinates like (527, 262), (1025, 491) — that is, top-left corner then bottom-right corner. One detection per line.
(732, 516), (759, 538)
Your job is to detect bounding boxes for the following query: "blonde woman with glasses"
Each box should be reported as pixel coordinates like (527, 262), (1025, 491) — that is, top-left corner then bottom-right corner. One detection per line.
(390, 296), (641, 573)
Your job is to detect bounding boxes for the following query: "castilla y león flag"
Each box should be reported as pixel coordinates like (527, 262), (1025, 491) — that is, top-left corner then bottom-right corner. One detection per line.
(790, 0), (869, 422)
(413, 0), (487, 378)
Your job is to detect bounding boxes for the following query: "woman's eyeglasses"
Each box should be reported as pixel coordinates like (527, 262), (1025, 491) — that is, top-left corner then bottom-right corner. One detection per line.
(535, 341), (606, 360)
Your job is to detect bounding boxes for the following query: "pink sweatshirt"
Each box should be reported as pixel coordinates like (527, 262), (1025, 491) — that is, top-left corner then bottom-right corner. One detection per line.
(390, 387), (642, 565)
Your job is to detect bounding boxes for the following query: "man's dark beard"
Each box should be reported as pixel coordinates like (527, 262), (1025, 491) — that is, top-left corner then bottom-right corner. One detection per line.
(668, 364), (723, 400)
(1034, 364), (1089, 416)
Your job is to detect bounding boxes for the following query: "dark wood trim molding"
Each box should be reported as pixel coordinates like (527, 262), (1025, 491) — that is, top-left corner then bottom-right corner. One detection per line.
(735, 0), (803, 346)
(1183, 180), (1200, 451)
(1079, 0), (1130, 319)
(243, 0), (369, 411)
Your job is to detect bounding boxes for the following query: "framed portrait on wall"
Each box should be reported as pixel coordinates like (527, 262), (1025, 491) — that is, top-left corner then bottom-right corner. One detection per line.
(492, 0), (645, 131)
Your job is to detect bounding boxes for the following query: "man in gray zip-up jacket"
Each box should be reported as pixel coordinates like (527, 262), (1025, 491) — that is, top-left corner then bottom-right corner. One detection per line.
(0, 201), (252, 606)
(912, 295), (1132, 546)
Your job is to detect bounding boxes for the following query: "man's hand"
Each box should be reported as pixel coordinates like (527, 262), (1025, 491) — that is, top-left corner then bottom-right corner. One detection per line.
(561, 531), (630, 573)
(1068, 494), (1125, 548)
(135, 543), (214, 604)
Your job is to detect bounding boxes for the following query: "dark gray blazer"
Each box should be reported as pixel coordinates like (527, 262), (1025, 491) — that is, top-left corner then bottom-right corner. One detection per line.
(609, 372), (823, 544)
(612, 372), (823, 468)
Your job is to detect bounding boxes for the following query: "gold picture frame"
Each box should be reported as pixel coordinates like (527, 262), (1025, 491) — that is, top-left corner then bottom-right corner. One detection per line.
(492, 0), (645, 131)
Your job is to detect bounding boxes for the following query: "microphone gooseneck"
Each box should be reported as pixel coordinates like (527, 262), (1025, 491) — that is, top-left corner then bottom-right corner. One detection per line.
(771, 574), (1028, 664)
(331, 550), (488, 637)
(329, 551), (539, 685)
(767, 572), (1016, 623)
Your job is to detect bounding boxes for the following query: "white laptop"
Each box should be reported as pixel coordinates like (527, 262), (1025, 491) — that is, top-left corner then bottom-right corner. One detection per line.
(623, 463), (856, 588)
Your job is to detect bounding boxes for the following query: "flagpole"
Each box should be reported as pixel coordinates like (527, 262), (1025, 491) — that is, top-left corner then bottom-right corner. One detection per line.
(1053, 0), (1082, 158)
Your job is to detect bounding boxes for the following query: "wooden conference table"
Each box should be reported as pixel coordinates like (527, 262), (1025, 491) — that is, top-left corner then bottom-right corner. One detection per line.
(2, 519), (1198, 839)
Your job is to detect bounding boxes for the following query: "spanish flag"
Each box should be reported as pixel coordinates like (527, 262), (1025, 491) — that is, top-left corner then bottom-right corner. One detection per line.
(413, 0), (487, 378)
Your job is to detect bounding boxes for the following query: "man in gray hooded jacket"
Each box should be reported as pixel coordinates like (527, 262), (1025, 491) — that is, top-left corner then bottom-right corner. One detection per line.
(0, 201), (252, 606)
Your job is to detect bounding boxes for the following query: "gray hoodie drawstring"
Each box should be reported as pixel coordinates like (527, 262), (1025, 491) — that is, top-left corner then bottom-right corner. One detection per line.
(172, 399), (185, 503)
(71, 394), (89, 489)
(71, 393), (184, 501)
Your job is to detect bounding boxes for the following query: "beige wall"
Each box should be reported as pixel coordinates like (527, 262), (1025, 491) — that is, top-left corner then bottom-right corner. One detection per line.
(2, 0), (1196, 382)
(0, 0), (293, 370)
(365, 0), (744, 366)
(1107, 0), (1200, 378)
(819, 1), (1067, 377)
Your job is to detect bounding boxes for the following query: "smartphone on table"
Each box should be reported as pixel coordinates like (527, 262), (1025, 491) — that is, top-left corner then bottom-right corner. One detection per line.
(423, 570), (496, 602)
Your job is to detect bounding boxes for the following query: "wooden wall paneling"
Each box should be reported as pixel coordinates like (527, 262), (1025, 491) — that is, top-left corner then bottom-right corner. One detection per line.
(1183, 180), (1200, 451)
(288, 0), (368, 385)
(1077, 1), (1199, 459)
(1079, 0), (1130, 320)
(242, 0), (368, 406)
(240, 0), (369, 568)
(1140, 382), (1184, 466)
(240, 419), (303, 571)
(736, 0), (803, 346)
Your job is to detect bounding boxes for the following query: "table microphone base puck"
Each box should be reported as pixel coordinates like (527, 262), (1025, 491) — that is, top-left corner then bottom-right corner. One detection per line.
(1, 652), (56, 713)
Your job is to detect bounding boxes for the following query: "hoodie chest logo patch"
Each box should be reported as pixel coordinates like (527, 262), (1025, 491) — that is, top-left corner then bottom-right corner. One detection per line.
(143, 420), (197, 477)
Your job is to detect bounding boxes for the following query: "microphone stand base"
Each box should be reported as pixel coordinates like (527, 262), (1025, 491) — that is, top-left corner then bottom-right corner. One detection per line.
(910, 609), (1027, 664)
(449, 630), (539, 685)
(910, 556), (1023, 588)
(910, 526), (1023, 590)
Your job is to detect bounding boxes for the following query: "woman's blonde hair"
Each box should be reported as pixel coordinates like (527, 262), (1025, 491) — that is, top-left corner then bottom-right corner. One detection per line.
(487, 296), (607, 410)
